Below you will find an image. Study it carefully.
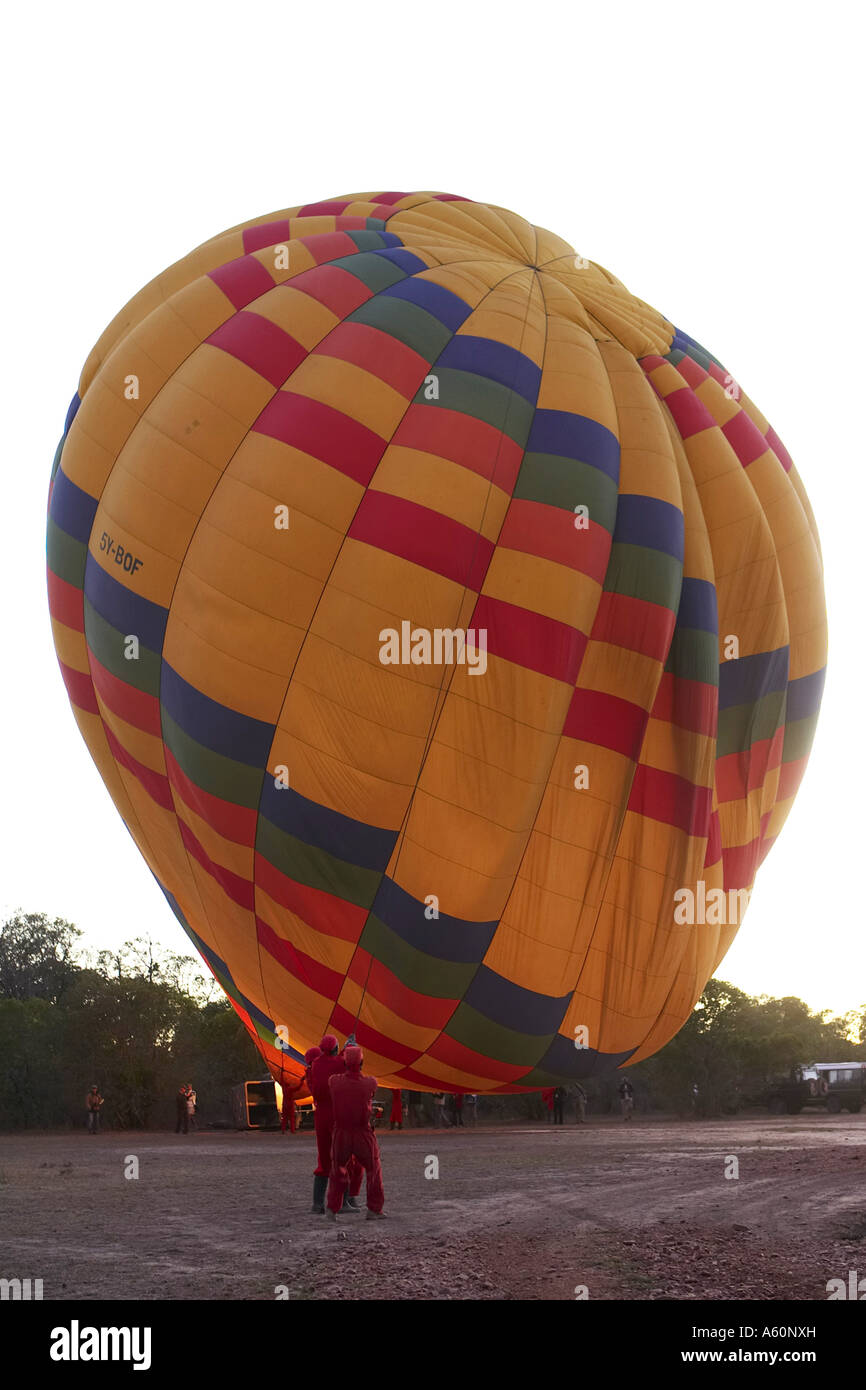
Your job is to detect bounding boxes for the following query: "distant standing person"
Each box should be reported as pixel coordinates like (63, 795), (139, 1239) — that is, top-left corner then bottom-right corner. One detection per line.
(433, 1093), (448, 1127)
(186, 1084), (197, 1131)
(86, 1085), (104, 1134)
(553, 1086), (566, 1124)
(453, 1093), (465, 1127)
(465, 1093), (477, 1126)
(175, 1083), (190, 1134)
(542, 1087), (555, 1122)
(572, 1082), (587, 1123)
(389, 1089), (403, 1130)
(618, 1078), (634, 1121)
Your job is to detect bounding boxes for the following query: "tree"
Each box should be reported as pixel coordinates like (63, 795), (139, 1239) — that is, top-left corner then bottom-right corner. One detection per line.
(0, 912), (82, 1004)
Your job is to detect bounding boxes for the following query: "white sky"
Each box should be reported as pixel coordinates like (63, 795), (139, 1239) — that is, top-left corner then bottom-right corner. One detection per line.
(2, 2), (863, 1018)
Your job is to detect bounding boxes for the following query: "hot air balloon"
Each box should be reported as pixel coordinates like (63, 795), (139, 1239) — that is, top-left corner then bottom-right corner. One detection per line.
(46, 191), (826, 1093)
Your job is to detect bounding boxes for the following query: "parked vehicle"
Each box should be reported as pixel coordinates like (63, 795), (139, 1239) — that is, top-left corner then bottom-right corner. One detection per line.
(765, 1062), (866, 1115)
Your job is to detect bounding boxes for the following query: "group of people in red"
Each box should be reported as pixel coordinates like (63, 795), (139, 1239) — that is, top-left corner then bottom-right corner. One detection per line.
(302, 1033), (386, 1220)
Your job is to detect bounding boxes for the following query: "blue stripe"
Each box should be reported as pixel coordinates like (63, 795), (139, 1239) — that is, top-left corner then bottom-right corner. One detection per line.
(83, 553), (168, 652)
(259, 781), (398, 872)
(372, 877), (496, 964)
(160, 662), (274, 767)
(719, 648), (789, 711)
(786, 667), (826, 722)
(436, 335), (542, 402)
(613, 494), (684, 561)
(464, 964), (569, 1034)
(526, 409), (620, 480)
(379, 276), (472, 332)
(49, 466), (98, 544)
(534, 1031), (636, 1080)
(372, 247), (429, 274)
(65, 392), (81, 434)
(676, 577), (718, 634)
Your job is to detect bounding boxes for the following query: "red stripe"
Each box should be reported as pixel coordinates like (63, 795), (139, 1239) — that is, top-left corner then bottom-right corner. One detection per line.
(368, 191), (410, 206)
(393, 404), (524, 491)
(206, 311), (307, 387)
(498, 499), (611, 582)
(328, 1001), (420, 1066)
(663, 386), (716, 439)
(650, 672), (718, 737)
(564, 687), (648, 758)
(256, 914), (343, 999)
(346, 951), (455, 1030)
(425, 1032), (530, 1083)
(103, 723), (173, 810)
(675, 355), (708, 389)
(473, 595), (586, 685)
(47, 568), (84, 631)
(290, 264), (372, 318)
(639, 353), (668, 373)
(254, 853), (366, 944)
(765, 425), (793, 473)
(592, 591), (676, 662)
(318, 321), (428, 397)
(89, 652), (161, 736)
(628, 764), (712, 837)
(178, 819), (255, 909)
(59, 660), (98, 714)
(722, 410), (769, 467)
(297, 200), (353, 216)
(350, 491), (494, 590)
(715, 727), (784, 803)
(304, 231), (367, 265)
(242, 220), (292, 254)
(704, 808), (722, 867)
(165, 747), (257, 845)
(722, 824), (771, 890)
(777, 754), (808, 801)
(253, 391), (385, 485)
(208, 256), (275, 310)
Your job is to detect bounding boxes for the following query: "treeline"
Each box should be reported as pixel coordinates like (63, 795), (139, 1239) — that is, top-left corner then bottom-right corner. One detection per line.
(0, 913), (261, 1130)
(1, 913), (863, 1129)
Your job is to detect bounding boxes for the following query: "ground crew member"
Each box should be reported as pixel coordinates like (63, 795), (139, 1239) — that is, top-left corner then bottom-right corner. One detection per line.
(174, 1083), (189, 1134)
(572, 1082), (587, 1123)
(86, 1085), (104, 1134)
(389, 1089), (403, 1130)
(308, 1035), (362, 1214)
(326, 1046), (385, 1220)
(618, 1077), (635, 1120)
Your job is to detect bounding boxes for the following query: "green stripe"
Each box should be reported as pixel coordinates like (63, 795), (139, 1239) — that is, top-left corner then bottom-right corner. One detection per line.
(256, 814), (379, 909)
(349, 295), (451, 360)
(83, 598), (161, 696)
(717, 690), (786, 759)
(343, 231), (390, 253)
(603, 542), (681, 609)
(445, 1000), (551, 1064)
(328, 251), (406, 293)
(414, 368), (534, 448)
(665, 627), (718, 685)
(513, 452), (619, 528)
(782, 712), (820, 763)
(47, 517), (87, 588)
(358, 914), (475, 998)
(163, 711), (263, 809)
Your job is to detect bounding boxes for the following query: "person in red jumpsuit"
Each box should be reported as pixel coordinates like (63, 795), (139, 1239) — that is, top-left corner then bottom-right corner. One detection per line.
(326, 1045), (385, 1220)
(307, 1034), (362, 1214)
(389, 1088), (403, 1130)
(281, 1046), (320, 1133)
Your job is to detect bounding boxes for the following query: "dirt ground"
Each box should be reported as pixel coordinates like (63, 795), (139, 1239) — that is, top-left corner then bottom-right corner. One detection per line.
(1, 1114), (864, 1300)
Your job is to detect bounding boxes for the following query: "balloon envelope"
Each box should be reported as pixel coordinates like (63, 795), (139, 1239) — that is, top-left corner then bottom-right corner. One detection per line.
(47, 191), (826, 1091)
